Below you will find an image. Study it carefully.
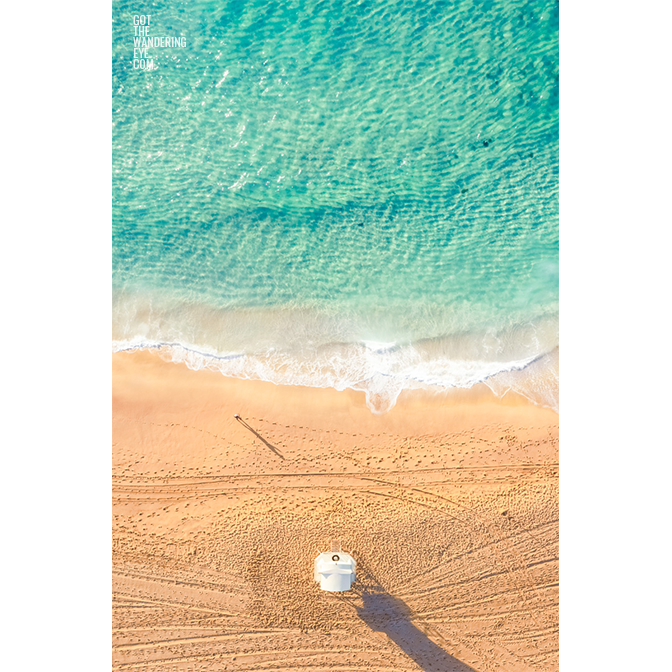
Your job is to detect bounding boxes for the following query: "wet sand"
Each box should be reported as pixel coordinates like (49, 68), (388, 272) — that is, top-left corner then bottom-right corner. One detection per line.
(113, 349), (558, 671)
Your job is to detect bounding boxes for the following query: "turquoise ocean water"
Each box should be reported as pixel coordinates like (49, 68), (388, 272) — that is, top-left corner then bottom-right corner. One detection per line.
(112, 0), (559, 413)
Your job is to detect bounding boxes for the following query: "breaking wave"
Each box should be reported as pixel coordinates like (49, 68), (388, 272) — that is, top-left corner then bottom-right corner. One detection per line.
(112, 334), (558, 414)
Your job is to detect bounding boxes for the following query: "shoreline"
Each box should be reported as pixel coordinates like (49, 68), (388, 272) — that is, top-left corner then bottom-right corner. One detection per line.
(113, 349), (558, 671)
(113, 349), (557, 446)
(112, 339), (559, 415)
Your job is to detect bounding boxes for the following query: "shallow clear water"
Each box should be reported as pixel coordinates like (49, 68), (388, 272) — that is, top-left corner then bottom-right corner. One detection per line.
(112, 0), (559, 412)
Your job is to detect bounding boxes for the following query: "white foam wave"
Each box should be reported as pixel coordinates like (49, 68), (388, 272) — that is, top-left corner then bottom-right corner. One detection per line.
(112, 336), (558, 414)
(485, 347), (559, 411)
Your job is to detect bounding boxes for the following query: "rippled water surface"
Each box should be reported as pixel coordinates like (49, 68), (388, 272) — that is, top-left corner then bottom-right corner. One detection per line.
(112, 0), (559, 412)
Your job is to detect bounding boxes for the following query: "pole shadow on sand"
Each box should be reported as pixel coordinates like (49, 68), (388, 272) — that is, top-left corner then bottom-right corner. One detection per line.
(340, 563), (475, 672)
(234, 414), (285, 460)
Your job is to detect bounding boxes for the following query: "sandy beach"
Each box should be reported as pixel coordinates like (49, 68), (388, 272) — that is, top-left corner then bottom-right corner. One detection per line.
(113, 349), (558, 671)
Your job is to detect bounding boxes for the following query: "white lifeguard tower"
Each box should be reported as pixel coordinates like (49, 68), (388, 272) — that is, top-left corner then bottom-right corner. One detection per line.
(314, 541), (356, 592)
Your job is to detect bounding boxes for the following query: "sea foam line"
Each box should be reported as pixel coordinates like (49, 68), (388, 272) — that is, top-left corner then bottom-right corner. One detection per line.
(113, 337), (558, 414)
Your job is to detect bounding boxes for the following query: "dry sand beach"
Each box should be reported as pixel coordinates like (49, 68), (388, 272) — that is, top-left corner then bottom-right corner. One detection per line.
(113, 349), (558, 672)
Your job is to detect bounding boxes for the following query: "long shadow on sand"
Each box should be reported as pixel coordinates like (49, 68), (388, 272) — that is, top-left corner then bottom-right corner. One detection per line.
(349, 571), (475, 672)
(234, 414), (285, 459)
